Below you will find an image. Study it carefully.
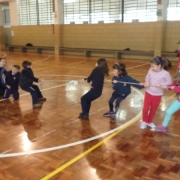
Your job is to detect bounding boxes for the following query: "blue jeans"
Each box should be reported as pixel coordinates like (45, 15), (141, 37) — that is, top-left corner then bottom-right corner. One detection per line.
(162, 100), (180, 127)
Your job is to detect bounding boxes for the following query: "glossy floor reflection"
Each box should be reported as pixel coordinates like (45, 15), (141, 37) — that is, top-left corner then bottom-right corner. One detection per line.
(0, 52), (179, 180)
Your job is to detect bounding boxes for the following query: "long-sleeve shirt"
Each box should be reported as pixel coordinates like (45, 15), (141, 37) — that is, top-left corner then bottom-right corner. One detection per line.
(5, 70), (20, 90)
(19, 68), (39, 88)
(0, 67), (6, 85)
(168, 82), (180, 102)
(145, 68), (172, 96)
(85, 67), (104, 95)
(112, 75), (144, 97)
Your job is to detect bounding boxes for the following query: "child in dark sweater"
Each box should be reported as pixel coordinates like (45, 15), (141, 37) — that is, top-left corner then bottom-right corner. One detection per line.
(0, 58), (6, 96)
(19, 61), (46, 108)
(103, 63), (144, 122)
(4, 65), (20, 100)
(78, 58), (109, 120)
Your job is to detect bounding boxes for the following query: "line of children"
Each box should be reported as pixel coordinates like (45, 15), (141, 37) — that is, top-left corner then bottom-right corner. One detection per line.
(156, 65), (180, 132)
(0, 56), (179, 130)
(0, 58), (46, 109)
(103, 63), (144, 122)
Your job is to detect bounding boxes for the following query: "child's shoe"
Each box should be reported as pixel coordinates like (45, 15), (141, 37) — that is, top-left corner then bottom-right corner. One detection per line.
(103, 111), (114, 117)
(140, 121), (147, 129)
(156, 125), (168, 132)
(110, 113), (116, 122)
(33, 103), (42, 108)
(38, 97), (46, 101)
(147, 123), (156, 129)
(78, 113), (89, 120)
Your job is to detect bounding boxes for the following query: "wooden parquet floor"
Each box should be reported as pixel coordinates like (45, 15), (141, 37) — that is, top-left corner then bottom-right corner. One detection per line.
(0, 51), (180, 180)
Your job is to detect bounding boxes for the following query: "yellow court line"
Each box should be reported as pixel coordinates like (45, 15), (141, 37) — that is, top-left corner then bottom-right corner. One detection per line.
(41, 93), (176, 180)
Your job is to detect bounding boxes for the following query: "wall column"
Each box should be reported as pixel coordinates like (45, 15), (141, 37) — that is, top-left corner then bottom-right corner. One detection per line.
(0, 4), (5, 51)
(54, 0), (64, 55)
(154, 0), (168, 56)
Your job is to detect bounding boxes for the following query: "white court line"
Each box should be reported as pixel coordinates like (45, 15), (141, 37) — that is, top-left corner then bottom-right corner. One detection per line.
(0, 62), (148, 157)
(126, 63), (149, 70)
(0, 87), (143, 158)
(0, 83), (68, 102)
(31, 130), (56, 142)
(0, 149), (12, 155)
(34, 56), (51, 63)
(2, 53), (6, 58)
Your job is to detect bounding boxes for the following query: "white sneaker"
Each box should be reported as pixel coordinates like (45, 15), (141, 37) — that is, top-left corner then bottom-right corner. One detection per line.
(147, 123), (156, 128)
(140, 122), (147, 129)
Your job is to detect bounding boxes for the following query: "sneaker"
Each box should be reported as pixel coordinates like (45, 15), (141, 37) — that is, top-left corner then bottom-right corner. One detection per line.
(140, 122), (147, 129)
(38, 97), (46, 101)
(33, 103), (42, 108)
(156, 125), (168, 132)
(110, 113), (116, 122)
(103, 111), (114, 117)
(147, 123), (156, 128)
(78, 113), (89, 120)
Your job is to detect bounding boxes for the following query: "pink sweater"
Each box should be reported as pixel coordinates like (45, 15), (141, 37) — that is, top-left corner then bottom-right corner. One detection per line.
(168, 82), (180, 102)
(145, 68), (172, 96)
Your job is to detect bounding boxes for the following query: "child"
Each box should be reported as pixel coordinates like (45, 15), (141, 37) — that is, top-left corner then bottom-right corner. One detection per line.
(156, 65), (180, 132)
(141, 56), (172, 129)
(0, 58), (6, 95)
(19, 61), (46, 108)
(177, 45), (180, 64)
(4, 65), (20, 100)
(103, 63), (144, 122)
(78, 58), (109, 120)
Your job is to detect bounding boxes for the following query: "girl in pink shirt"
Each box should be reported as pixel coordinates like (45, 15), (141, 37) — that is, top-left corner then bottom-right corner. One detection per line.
(156, 65), (180, 132)
(141, 57), (172, 129)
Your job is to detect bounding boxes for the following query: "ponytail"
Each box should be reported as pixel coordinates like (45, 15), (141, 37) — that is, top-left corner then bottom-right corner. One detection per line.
(150, 56), (172, 71)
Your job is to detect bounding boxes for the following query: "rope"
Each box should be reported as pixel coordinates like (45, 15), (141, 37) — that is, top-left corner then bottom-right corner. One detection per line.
(105, 79), (156, 87)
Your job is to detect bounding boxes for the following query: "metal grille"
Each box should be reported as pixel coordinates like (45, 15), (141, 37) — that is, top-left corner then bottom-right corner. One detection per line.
(18, 0), (54, 25)
(64, 0), (157, 24)
(64, 0), (89, 24)
(2, 9), (10, 25)
(124, 0), (157, 22)
(167, 0), (180, 21)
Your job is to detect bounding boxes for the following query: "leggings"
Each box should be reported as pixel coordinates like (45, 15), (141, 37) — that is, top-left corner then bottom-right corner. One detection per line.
(162, 100), (180, 127)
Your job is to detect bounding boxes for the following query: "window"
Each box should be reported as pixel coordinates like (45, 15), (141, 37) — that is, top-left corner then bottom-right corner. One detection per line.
(64, 0), (157, 24)
(2, 9), (10, 26)
(124, 0), (157, 22)
(64, 0), (89, 24)
(17, 0), (54, 25)
(167, 0), (180, 21)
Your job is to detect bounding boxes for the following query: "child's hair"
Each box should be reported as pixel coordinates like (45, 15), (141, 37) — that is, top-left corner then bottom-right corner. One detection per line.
(0, 58), (5, 62)
(96, 58), (109, 76)
(13, 65), (20, 70)
(173, 65), (180, 82)
(150, 56), (172, 70)
(113, 63), (127, 77)
(22, 61), (32, 68)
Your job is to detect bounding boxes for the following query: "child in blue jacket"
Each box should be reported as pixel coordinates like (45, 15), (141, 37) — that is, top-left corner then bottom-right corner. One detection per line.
(103, 63), (144, 122)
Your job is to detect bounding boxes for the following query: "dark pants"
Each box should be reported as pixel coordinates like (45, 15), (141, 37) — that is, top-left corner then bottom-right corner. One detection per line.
(4, 89), (19, 100)
(21, 85), (43, 105)
(0, 82), (6, 96)
(81, 90), (101, 116)
(109, 91), (126, 112)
